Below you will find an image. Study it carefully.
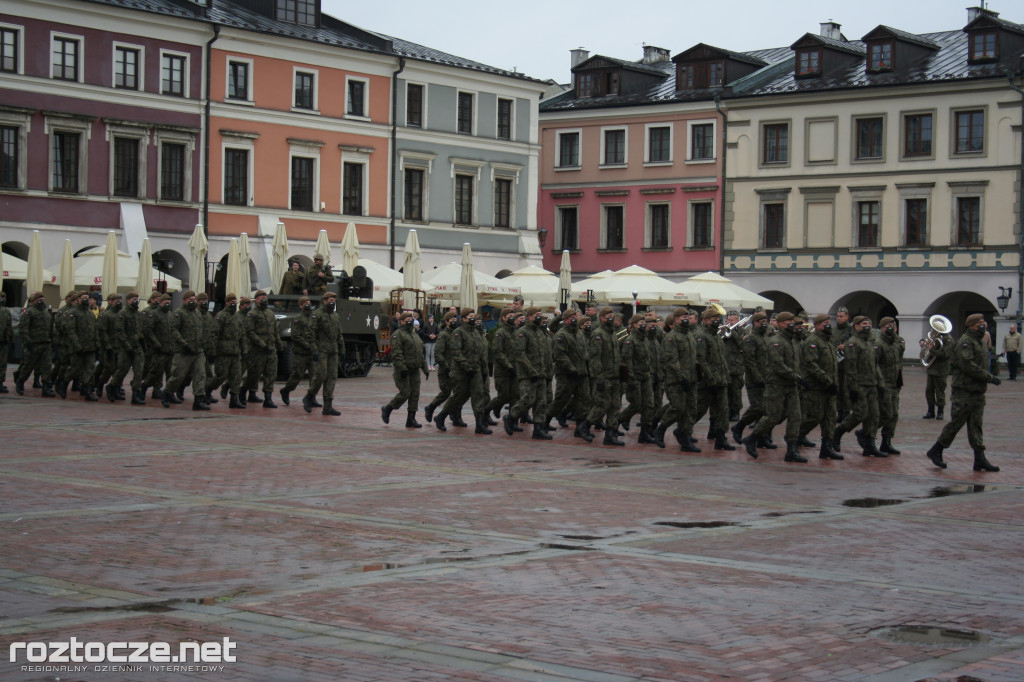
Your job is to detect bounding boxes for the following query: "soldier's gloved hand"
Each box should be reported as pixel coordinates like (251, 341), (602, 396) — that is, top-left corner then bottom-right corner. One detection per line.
(798, 378), (810, 390)
(596, 380), (607, 392)
(312, 351), (320, 361)
(680, 377), (691, 392)
(263, 345), (273, 355)
(990, 376), (1002, 386)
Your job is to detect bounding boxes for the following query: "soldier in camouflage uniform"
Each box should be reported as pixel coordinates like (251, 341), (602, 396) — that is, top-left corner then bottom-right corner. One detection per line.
(195, 292), (218, 405)
(798, 314), (842, 459)
(211, 294), (247, 409)
(67, 291), (100, 401)
(834, 307), (853, 421)
(162, 291), (208, 410)
(244, 290), (281, 408)
(926, 313), (1001, 472)
(280, 296), (315, 406)
(503, 307), (551, 440)
(14, 292), (54, 397)
(658, 308), (700, 452)
(723, 310), (746, 421)
(694, 309), (735, 451)
(52, 291), (79, 399)
(832, 316), (883, 458)
(142, 294), (175, 403)
(381, 310), (429, 427)
(585, 307), (624, 446)
(486, 308), (520, 421)
(94, 294), (125, 401)
(548, 309), (591, 441)
(731, 312), (776, 451)
(922, 325), (953, 420)
(303, 254), (334, 296)
(0, 291), (10, 392)
(876, 317), (905, 455)
(438, 308), (491, 434)
(303, 291), (346, 416)
(111, 291), (146, 405)
(619, 314), (659, 446)
(424, 311), (459, 423)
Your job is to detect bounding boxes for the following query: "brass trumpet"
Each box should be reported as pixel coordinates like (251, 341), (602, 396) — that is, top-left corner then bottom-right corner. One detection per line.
(920, 315), (952, 367)
(720, 314), (752, 338)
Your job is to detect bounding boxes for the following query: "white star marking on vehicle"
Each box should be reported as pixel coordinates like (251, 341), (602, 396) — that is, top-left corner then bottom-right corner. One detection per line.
(366, 315), (371, 327)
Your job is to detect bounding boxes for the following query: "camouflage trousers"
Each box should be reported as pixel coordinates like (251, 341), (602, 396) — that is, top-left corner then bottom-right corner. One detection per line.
(937, 388), (986, 451)
(387, 367), (421, 412)
(799, 389), (836, 440)
(752, 383), (802, 442)
(925, 373), (948, 411)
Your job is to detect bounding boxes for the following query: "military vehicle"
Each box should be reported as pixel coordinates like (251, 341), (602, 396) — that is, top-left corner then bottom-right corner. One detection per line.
(270, 265), (384, 379)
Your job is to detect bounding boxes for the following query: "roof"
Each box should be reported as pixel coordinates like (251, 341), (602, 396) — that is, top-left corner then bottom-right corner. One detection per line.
(862, 25), (940, 49)
(792, 33), (866, 56)
(574, 54), (668, 76)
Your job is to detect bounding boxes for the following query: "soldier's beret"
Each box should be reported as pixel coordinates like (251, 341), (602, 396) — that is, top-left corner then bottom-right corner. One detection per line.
(512, 311), (525, 319)
(65, 291), (80, 302)
(966, 313), (985, 326)
(148, 292), (161, 302)
(298, 296), (310, 306)
(443, 311), (457, 322)
(159, 294), (172, 303)
(751, 312), (767, 323)
(673, 307), (689, 319)
(322, 291), (337, 300)
(28, 291), (44, 302)
(837, 306), (849, 314)
(852, 315), (867, 327)
(727, 310), (739, 317)
(399, 311), (413, 321)
(702, 309), (720, 321)
(313, 253), (324, 260)
(254, 290), (267, 298)
(525, 306), (541, 317)
(240, 296), (251, 304)
(125, 291), (139, 299)
(629, 314), (645, 325)
(776, 312), (795, 323)
(107, 293), (122, 302)
(197, 292), (209, 301)
(879, 317), (895, 327)
(813, 313), (830, 325)
(501, 307), (513, 317)
(461, 307), (476, 317)
(182, 290), (196, 299)
(225, 294), (237, 303)
(599, 306), (614, 317)
(562, 309), (576, 320)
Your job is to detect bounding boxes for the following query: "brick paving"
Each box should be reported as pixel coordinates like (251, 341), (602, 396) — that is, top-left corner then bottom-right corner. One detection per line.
(0, 363), (1022, 681)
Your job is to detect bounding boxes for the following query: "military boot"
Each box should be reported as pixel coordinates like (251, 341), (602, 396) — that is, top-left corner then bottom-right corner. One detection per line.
(973, 449), (1000, 472)
(854, 429), (867, 450)
(161, 390), (172, 408)
(502, 413), (514, 436)
(311, 396), (323, 408)
(784, 441), (808, 463)
(922, 409), (935, 419)
(731, 422), (744, 445)
(651, 424), (666, 449)
(32, 377), (42, 388)
(406, 411), (422, 428)
(574, 419), (594, 443)
(434, 412), (448, 431)
(756, 435), (778, 449)
(451, 411), (468, 428)
(637, 424), (653, 444)
(166, 391), (182, 405)
(131, 389), (146, 405)
(83, 386), (99, 401)
(322, 400), (340, 416)
(532, 422), (552, 440)
(55, 380), (68, 399)
(192, 397), (211, 411)
(105, 384), (118, 402)
(714, 432), (736, 451)
(880, 437), (901, 455)
(797, 435), (816, 448)
(229, 393), (245, 409)
(381, 405), (393, 424)
(936, 408), (944, 420)
(862, 436), (885, 458)
(474, 413), (493, 434)
(302, 393), (313, 413)
(205, 391), (219, 404)
(14, 379), (25, 395)
(926, 442), (947, 469)
(602, 428), (624, 446)
(486, 413), (498, 426)
(263, 392), (277, 408)
(819, 438), (843, 460)
(832, 425), (845, 452)
(741, 434), (759, 459)
(680, 433), (701, 453)
(280, 388), (290, 405)
(175, 388), (185, 402)
(247, 390), (260, 403)
(424, 402), (437, 423)
(41, 383), (55, 398)
(116, 387), (126, 400)
(556, 414), (569, 429)
(220, 385), (230, 400)
(543, 418), (558, 431)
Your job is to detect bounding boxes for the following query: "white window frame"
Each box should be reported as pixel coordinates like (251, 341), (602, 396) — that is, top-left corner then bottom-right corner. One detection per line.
(644, 123), (673, 166)
(687, 200), (715, 248)
(105, 122), (150, 199)
(496, 97), (515, 141)
(600, 203), (626, 250)
(849, 187), (884, 250)
(112, 42), (144, 91)
(404, 81), (427, 128)
(896, 183), (932, 248)
(155, 127), (195, 203)
(599, 126), (628, 168)
(490, 161), (522, 229)
(50, 32), (84, 83)
(644, 201), (672, 248)
(555, 128), (582, 170)
(0, 22), (25, 76)
(341, 149), (369, 217)
(450, 157), (485, 227)
(44, 113), (91, 194)
(292, 67), (319, 114)
(288, 138), (322, 213)
(456, 89), (476, 135)
(225, 56), (254, 103)
(686, 119), (716, 163)
(950, 106), (987, 158)
(399, 150), (436, 222)
(221, 131), (257, 207)
(0, 109), (30, 190)
(159, 49), (190, 98)
(345, 75), (370, 120)
(948, 181), (988, 248)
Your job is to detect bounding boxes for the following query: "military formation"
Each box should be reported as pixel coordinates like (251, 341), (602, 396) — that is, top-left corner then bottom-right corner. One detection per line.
(5, 290), (1002, 473)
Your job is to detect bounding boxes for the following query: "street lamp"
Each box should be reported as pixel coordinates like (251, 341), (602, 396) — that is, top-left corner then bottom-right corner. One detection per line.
(632, 289), (639, 316)
(998, 286), (1013, 314)
(537, 227), (548, 249)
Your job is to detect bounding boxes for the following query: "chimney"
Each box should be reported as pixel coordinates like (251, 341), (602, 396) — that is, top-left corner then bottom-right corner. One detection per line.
(641, 45), (670, 65)
(570, 47), (590, 69)
(819, 21), (842, 40)
(967, 6), (999, 22)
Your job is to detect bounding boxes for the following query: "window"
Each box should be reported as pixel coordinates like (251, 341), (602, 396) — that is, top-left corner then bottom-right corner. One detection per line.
(903, 113), (932, 157)
(764, 204), (784, 249)
(52, 131), (80, 193)
(454, 174), (473, 225)
(691, 202), (712, 247)
(404, 168), (423, 221)
(291, 157), (314, 211)
(557, 206), (578, 250)
(762, 123), (788, 164)
(904, 198), (927, 246)
(708, 61), (724, 87)
(494, 178), (512, 228)
(575, 71), (619, 97)
(690, 123), (714, 160)
(957, 197), (981, 246)
(342, 162), (363, 215)
(346, 78), (366, 117)
(855, 117), (883, 160)
(114, 46), (139, 90)
(224, 148), (249, 206)
(603, 129), (625, 165)
(857, 201), (879, 247)
(557, 131), (580, 168)
(677, 64), (693, 89)
(603, 205), (624, 249)
(52, 35), (80, 81)
(648, 204), (670, 248)
(294, 71), (315, 110)
(796, 48), (821, 77)
(497, 99), (513, 141)
(457, 92), (473, 134)
(161, 53), (186, 96)
(112, 137), (139, 198)
(228, 60), (249, 100)
(160, 142), (185, 201)
(406, 84), (423, 127)
(0, 125), (17, 188)
(1, 26), (19, 73)
(277, 0), (315, 26)
(955, 110), (984, 153)
(647, 126), (671, 163)
(969, 32), (997, 61)
(867, 42), (893, 72)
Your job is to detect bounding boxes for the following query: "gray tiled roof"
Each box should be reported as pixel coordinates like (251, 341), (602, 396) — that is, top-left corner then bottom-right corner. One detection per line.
(867, 25), (940, 49)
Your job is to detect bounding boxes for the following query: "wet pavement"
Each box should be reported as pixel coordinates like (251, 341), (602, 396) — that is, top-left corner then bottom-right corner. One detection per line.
(1, 364), (1022, 681)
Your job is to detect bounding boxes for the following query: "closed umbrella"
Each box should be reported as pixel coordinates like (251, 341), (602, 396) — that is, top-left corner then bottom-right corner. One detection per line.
(58, 239), (75, 299)
(27, 231), (45, 295)
(314, 229), (333, 268)
(401, 229), (421, 309)
(682, 271), (774, 310)
(270, 222), (289, 294)
(136, 238), (152, 294)
(558, 250), (572, 311)
(341, 222), (359, 276)
(224, 239), (243, 302)
(188, 224), (208, 294)
(101, 231), (118, 300)
(238, 232), (252, 296)
(458, 243), (476, 312)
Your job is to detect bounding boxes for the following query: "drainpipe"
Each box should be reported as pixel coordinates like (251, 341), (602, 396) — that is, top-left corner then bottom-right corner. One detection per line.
(714, 95), (727, 276)
(202, 24), (220, 238)
(389, 57), (406, 269)
(1008, 60), (1024, 332)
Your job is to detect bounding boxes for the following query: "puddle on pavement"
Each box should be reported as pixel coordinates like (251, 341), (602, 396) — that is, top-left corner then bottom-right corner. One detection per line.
(762, 510), (825, 517)
(927, 484), (993, 497)
(541, 542), (595, 551)
(842, 498), (906, 508)
(51, 597), (223, 614)
(654, 521), (741, 529)
(872, 625), (990, 647)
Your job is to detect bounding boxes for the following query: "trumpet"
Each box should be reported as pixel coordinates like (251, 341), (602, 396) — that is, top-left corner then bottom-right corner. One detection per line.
(720, 314), (752, 338)
(920, 315), (952, 367)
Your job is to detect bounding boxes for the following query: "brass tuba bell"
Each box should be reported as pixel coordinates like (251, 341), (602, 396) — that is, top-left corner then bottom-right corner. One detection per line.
(920, 315), (953, 367)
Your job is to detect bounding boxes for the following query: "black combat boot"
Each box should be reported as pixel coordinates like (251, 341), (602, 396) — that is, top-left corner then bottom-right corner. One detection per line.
(532, 422), (552, 440)
(424, 402), (437, 423)
(543, 418), (558, 431)
(728, 410), (740, 422)
(936, 408), (944, 420)
(756, 435), (778, 449)
(192, 397), (211, 411)
(116, 387), (126, 400)
(205, 391), (219, 404)
(247, 390), (260, 403)
(229, 393), (245, 409)
(784, 441), (808, 463)
(311, 396), (323, 408)
(280, 388), (290, 405)
(637, 424), (653, 444)
(15, 379), (25, 395)
(880, 437), (901, 455)
(451, 411), (468, 428)
(922, 409), (935, 419)
(263, 391), (277, 408)
(574, 419), (594, 443)
(926, 442), (947, 469)
(55, 380), (68, 399)
(406, 411), (422, 428)
(602, 428), (624, 446)
(475, 413), (493, 434)
(302, 393), (313, 413)
(175, 388), (185, 402)
(33, 376), (42, 388)
(381, 405), (393, 424)
(105, 385), (118, 402)
(485, 413), (498, 426)
(322, 399), (340, 416)
(819, 438), (843, 460)
(434, 412), (448, 431)
(161, 390), (172, 408)
(131, 389), (146, 405)
(797, 435), (816, 448)
(855, 429), (867, 450)
(84, 386), (99, 402)
(220, 385), (229, 400)
(731, 422), (744, 444)
(680, 433), (701, 453)
(973, 449), (1000, 472)
(714, 432), (736, 451)
(832, 425), (845, 452)
(502, 413), (514, 436)
(651, 424), (666, 449)
(166, 391), (182, 405)
(41, 382), (55, 398)
(556, 414), (569, 428)
(862, 436), (885, 458)
(741, 434), (759, 459)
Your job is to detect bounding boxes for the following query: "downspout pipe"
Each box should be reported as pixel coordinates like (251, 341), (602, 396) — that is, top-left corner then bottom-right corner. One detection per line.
(389, 57), (406, 269)
(714, 95), (727, 276)
(202, 24), (220, 238)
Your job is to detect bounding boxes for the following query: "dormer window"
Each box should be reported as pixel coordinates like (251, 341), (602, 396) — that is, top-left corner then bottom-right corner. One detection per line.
(867, 41), (893, 72)
(677, 64), (693, 89)
(796, 48), (821, 77)
(708, 61), (724, 86)
(277, 0), (316, 27)
(575, 71), (620, 97)
(969, 32), (998, 61)
(676, 61), (725, 90)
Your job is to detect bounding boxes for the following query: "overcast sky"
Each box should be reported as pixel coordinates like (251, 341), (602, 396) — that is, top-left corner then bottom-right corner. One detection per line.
(322, 0), (996, 83)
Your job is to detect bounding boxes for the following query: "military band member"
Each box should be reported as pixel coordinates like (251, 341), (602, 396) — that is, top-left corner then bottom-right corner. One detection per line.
(922, 326), (953, 420)
(797, 314), (842, 459)
(381, 311), (429, 427)
(832, 316), (884, 457)
(723, 310), (745, 421)
(303, 291), (345, 416)
(14, 292), (54, 397)
(694, 308), (735, 451)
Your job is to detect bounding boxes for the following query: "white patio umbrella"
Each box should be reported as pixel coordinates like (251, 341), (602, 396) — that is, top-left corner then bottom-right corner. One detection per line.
(501, 265), (559, 307)
(341, 222), (359, 276)
(224, 238), (243, 301)
(585, 265), (700, 306)
(314, 229), (333, 268)
(356, 258), (433, 302)
(58, 239), (75, 299)
(458, 243), (476, 312)
(101, 231), (118, 300)
(26, 231), (45, 295)
(558, 250), (573, 310)
(0, 248), (4, 300)
(238, 232), (252, 296)
(423, 263), (520, 304)
(54, 247), (182, 292)
(570, 269), (615, 300)
(136, 238), (153, 295)
(401, 229), (422, 309)
(270, 222), (289, 294)
(188, 224), (208, 294)
(1, 253), (55, 283)
(682, 271), (774, 310)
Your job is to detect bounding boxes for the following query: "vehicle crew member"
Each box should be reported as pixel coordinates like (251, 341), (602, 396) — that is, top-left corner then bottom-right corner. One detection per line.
(280, 260), (305, 296)
(303, 253), (334, 296)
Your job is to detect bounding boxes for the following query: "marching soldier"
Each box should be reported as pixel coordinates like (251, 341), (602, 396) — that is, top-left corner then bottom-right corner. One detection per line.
(877, 317), (904, 455)
(162, 290), (208, 410)
(486, 307), (520, 421)
(548, 309), (591, 441)
(424, 311), (459, 424)
(694, 308), (735, 451)
(437, 308), (491, 434)
(211, 294), (246, 409)
(619, 314), (659, 445)
(195, 292), (218, 405)
(832, 316), (884, 457)
(797, 314), (842, 459)
(922, 325), (952, 420)
(67, 291), (100, 401)
(303, 291), (346, 416)
(14, 292), (54, 397)
(834, 306), (853, 420)
(303, 253), (334, 296)
(503, 307), (551, 440)
(659, 307), (700, 452)
(585, 307), (624, 446)
(52, 291), (79, 399)
(723, 310), (745, 421)
(244, 290), (282, 408)
(381, 311), (429, 427)
(235, 296), (253, 404)
(113, 292), (146, 405)
(95, 294), (125, 401)
(925, 313), (1001, 472)
(731, 312), (776, 451)
(142, 293), (175, 403)
(280, 296), (315, 405)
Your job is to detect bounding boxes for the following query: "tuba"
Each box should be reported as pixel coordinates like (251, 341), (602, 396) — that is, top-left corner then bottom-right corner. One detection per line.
(920, 315), (953, 367)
